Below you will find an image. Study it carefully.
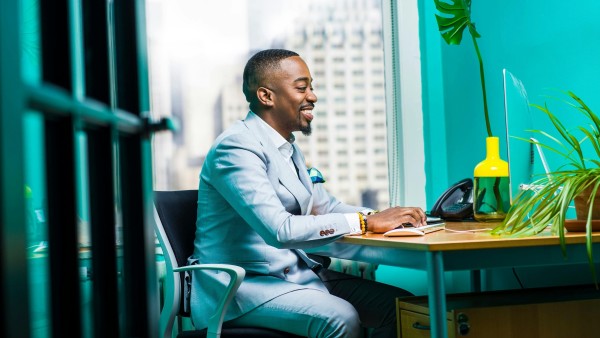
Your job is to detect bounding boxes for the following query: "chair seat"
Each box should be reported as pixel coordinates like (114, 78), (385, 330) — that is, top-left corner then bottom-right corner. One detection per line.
(178, 327), (304, 337)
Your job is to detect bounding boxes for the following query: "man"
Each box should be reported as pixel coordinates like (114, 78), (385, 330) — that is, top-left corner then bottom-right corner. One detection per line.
(190, 49), (429, 337)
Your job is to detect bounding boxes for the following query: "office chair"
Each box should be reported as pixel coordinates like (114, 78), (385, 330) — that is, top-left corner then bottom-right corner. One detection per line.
(153, 190), (304, 338)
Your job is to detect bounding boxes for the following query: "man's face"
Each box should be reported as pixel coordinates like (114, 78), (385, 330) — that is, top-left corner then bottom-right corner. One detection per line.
(264, 56), (317, 138)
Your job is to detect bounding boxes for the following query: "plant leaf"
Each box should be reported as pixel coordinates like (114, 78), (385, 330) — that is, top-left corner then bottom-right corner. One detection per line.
(496, 92), (600, 287)
(434, 0), (480, 45)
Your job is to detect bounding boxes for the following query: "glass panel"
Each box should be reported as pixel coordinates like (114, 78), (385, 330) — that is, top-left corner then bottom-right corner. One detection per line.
(147, 0), (389, 210)
(502, 69), (535, 202)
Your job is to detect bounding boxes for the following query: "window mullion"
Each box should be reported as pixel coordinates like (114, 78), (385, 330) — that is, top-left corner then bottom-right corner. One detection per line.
(0, 0), (30, 336)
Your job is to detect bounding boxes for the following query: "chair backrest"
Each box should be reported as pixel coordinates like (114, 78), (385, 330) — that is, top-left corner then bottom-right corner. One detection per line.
(154, 190), (198, 269)
(154, 189), (199, 337)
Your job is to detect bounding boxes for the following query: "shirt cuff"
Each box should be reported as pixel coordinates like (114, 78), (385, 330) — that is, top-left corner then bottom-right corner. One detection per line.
(344, 213), (363, 235)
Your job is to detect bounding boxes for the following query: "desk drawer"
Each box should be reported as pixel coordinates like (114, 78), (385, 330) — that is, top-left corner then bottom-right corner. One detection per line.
(396, 285), (600, 338)
(398, 309), (454, 338)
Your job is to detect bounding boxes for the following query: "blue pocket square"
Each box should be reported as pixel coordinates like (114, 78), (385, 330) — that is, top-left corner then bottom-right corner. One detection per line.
(307, 167), (326, 183)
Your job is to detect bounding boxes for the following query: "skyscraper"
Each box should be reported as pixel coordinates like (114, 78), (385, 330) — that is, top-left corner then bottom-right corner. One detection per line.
(150, 0), (389, 210)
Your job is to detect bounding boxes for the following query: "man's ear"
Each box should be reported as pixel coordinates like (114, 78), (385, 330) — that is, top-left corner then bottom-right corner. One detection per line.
(257, 87), (274, 107)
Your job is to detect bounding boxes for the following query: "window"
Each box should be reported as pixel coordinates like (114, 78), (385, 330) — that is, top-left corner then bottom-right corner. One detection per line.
(147, 0), (425, 210)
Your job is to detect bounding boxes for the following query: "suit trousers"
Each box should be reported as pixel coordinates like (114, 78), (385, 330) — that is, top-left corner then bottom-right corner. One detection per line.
(224, 267), (413, 338)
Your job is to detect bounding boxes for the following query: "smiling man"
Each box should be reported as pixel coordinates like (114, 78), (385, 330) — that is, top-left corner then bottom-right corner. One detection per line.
(190, 49), (426, 337)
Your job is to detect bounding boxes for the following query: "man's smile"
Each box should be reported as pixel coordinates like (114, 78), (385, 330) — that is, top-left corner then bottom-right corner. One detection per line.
(300, 104), (314, 122)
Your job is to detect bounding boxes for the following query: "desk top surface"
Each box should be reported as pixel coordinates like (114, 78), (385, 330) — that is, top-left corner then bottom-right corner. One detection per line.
(339, 222), (600, 252)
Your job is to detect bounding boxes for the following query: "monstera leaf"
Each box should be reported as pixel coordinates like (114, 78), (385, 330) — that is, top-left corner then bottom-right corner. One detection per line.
(433, 0), (491, 137)
(434, 0), (480, 45)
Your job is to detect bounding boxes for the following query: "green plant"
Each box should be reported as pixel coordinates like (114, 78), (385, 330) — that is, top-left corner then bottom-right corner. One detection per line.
(434, 0), (492, 137)
(492, 91), (600, 285)
(434, 0), (509, 218)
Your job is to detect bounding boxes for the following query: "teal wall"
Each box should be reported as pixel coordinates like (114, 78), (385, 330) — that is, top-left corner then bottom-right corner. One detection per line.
(421, 0), (600, 200)
(404, 0), (600, 292)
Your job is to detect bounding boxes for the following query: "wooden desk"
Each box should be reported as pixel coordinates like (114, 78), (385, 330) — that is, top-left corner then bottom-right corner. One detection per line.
(306, 222), (600, 338)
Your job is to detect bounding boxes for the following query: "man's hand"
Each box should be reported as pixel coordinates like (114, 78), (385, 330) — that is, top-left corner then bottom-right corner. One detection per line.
(367, 207), (428, 233)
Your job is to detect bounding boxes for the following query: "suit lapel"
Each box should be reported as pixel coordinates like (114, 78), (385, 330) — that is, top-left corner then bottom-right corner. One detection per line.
(292, 144), (314, 215)
(244, 113), (312, 215)
(292, 144), (312, 193)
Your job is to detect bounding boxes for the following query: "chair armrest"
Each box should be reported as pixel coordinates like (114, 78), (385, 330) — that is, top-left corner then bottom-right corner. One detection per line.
(174, 264), (245, 338)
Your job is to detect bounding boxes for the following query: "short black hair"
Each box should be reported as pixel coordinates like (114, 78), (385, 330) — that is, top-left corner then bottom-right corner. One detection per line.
(242, 49), (299, 107)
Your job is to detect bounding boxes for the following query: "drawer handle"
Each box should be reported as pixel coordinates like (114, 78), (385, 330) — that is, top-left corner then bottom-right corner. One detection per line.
(412, 322), (431, 331)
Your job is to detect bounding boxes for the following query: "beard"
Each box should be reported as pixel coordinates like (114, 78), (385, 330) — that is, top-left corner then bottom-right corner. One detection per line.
(297, 112), (312, 136)
(300, 123), (312, 136)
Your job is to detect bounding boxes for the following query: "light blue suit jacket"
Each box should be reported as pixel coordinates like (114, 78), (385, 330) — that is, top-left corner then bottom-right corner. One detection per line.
(190, 112), (364, 329)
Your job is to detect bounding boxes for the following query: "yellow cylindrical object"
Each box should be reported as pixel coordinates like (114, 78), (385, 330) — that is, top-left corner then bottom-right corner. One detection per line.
(473, 137), (510, 222)
(474, 137), (509, 177)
